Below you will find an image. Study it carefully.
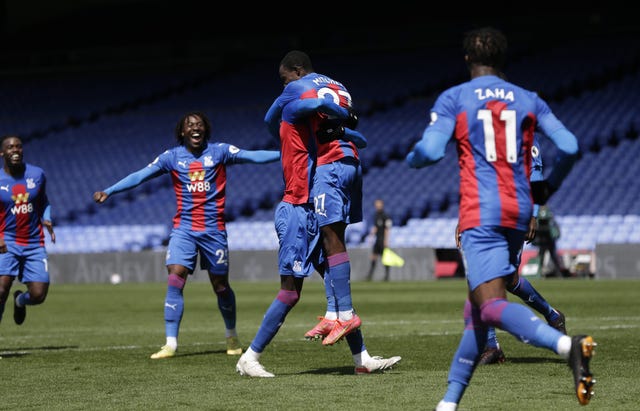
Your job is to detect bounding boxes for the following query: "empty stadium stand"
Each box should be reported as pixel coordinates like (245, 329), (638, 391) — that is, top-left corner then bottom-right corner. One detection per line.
(6, 31), (639, 254)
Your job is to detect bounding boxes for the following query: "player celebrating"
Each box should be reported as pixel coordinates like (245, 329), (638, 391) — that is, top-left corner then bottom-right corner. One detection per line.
(0, 135), (55, 327)
(236, 50), (400, 377)
(406, 27), (595, 409)
(276, 52), (401, 370)
(94, 111), (280, 359)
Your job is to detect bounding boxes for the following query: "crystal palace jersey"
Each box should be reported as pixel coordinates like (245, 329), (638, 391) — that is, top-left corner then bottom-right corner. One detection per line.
(295, 73), (360, 167)
(272, 72), (359, 204)
(427, 75), (571, 232)
(150, 142), (242, 232)
(0, 164), (49, 246)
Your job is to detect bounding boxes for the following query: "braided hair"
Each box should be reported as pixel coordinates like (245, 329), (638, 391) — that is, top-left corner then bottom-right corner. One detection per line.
(463, 27), (508, 71)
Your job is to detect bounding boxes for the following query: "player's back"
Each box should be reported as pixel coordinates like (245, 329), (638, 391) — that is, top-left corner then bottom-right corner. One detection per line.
(278, 72), (350, 204)
(306, 73), (359, 165)
(443, 75), (541, 232)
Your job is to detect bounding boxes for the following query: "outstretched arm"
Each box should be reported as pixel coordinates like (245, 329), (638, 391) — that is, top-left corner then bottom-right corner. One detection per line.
(93, 165), (161, 203)
(235, 150), (281, 164)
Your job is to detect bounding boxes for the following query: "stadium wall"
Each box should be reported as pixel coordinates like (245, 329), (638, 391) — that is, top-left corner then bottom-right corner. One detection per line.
(593, 244), (640, 279)
(47, 248), (438, 284)
(46, 244), (640, 284)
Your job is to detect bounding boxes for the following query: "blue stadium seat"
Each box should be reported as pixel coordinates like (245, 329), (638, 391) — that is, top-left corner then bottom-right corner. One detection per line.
(8, 38), (637, 253)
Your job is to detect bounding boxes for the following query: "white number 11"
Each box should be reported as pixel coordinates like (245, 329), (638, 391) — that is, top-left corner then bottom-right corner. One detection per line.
(478, 108), (517, 163)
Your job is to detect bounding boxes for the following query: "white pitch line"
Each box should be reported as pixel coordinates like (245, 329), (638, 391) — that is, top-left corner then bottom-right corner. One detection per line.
(0, 320), (636, 356)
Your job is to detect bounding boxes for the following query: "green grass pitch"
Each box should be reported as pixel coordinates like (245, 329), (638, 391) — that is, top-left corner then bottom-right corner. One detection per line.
(1, 278), (638, 410)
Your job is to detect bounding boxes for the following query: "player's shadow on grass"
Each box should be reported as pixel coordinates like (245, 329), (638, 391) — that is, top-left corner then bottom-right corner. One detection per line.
(300, 366), (371, 375)
(502, 356), (566, 365)
(0, 345), (78, 358)
(178, 349), (227, 357)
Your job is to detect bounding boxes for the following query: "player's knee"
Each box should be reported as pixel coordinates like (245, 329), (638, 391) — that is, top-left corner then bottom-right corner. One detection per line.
(479, 298), (508, 325)
(506, 274), (520, 293)
(276, 289), (300, 307)
(168, 273), (186, 290)
(28, 291), (47, 305)
(211, 275), (230, 293)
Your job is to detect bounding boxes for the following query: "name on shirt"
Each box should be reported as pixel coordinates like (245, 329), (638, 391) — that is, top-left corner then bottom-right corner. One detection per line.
(475, 88), (514, 102)
(313, 76), (343, 87)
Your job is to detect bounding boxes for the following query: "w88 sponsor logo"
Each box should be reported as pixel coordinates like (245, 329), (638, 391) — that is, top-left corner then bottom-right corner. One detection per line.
(11, 203), (33, 215)
(187, 181), (211, 192)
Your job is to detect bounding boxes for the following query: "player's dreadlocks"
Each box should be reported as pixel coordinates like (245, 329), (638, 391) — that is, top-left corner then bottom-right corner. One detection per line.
(463, 27), (508, 71)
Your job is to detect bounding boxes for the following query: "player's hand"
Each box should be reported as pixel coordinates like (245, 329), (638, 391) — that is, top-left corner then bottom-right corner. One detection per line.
(525, 216), (537, 243)
(455, 223), (461, 248)
(43, 220), (56, 244)
(316, 124), (345, 144)
(93, 191), (109, 204)
(530, 180), (556, 204)
(0, 238), (7, 253)
(405, 138), (425, 168)
(344, 108), (359, 130)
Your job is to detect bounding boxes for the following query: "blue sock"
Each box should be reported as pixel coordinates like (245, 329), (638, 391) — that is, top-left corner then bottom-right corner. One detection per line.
(250, 289), (299, 353)
(509, 277), (554, 319)
(323, 270), (337, 313)
(327, 252), (352, 312)
(444, 329), (478, 403)
(164, 274), (185, 339)
(17, 292), (32, 305)
(480, 298), (562, 351)
(444, 300), (484, 403)
(485, 327), (499, 349)
(215, 285), (236, 330)
(346, 328), (365, 354)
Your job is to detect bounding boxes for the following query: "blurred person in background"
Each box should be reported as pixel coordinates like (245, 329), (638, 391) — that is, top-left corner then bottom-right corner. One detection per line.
(366, 199), (392, 281)
(93, 111), (280, 359)
(533, 204), (571, 277)
(0, 135), (55, 328)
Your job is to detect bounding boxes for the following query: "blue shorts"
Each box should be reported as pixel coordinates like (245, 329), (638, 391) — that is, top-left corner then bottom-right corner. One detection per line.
(0, 243), (50, 283)
(275, 201), (324, 277)
(313, 158), (363, 227)
(459, 226), (526, 291)
(166, 229), (229, 275)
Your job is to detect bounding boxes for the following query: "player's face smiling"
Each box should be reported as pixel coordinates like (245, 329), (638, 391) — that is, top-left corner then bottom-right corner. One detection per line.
(1, 137), (24, 168)
(182, 115), (206, 152)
